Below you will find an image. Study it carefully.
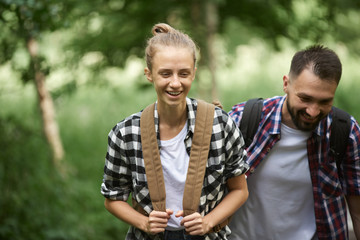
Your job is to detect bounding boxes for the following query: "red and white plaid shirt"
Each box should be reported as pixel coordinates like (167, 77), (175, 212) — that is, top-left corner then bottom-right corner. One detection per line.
(229, 95), (360, 240)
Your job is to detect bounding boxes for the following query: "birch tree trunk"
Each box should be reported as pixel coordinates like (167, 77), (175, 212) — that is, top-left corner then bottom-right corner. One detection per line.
(26, 37), (65, 169)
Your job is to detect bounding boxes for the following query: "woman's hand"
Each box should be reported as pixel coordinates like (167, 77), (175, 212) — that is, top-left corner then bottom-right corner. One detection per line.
(176, 211), (210, 235)
(146, 209), (173, 234)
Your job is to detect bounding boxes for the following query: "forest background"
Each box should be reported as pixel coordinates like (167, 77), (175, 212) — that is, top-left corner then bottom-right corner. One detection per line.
(1, 0), (360, 239)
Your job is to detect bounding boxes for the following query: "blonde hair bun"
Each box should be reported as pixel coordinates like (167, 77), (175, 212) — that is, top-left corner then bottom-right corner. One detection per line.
(151, 23), (175, 35)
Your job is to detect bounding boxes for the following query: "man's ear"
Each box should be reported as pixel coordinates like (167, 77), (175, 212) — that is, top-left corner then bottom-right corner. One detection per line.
(144, 67), (153, 83)
(283, 75), (290, 93)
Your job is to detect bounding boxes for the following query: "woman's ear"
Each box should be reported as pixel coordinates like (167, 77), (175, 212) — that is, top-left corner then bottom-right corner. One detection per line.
(144, 67), (153, 83)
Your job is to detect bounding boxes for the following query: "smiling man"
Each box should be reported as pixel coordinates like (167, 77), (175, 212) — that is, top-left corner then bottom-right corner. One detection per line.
(228, 45), (360, 240)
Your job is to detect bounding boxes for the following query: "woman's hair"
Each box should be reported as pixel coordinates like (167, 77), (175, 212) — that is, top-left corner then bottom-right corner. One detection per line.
(145, 23), (198, 70)
(289, 45), (342, 84)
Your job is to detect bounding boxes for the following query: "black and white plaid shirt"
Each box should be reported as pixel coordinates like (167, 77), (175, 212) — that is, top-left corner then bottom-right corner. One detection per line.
(101, 98), (249, 240)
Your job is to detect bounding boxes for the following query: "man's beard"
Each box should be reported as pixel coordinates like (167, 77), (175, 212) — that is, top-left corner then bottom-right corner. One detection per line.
(286, 99), (325, 131)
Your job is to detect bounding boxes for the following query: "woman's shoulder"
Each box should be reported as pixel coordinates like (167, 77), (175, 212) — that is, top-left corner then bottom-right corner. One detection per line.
(214, 104), (233, 125)
(110, 111), (142, 135)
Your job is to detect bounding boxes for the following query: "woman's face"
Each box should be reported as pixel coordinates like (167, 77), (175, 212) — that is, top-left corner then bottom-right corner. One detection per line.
(145, 46), (196, 109)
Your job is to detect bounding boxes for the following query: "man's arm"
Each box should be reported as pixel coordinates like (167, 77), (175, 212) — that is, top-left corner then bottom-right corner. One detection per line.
(346, 195), (360, 239)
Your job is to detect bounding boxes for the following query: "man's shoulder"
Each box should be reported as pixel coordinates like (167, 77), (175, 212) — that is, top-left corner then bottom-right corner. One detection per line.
(329, 107), (360, 137)
(263, 96), (283, 107)
(257, 96), (283, 117)
(235, 95), (283, 111)
(229, 96), (283, 124)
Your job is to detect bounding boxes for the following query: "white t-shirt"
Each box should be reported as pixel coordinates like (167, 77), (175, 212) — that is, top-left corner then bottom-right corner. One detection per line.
(229, 123), (316, 240)
(160, 122), (189, 230)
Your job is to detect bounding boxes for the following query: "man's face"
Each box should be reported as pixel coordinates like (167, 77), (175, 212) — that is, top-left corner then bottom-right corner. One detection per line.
(282, 69), (338, 131)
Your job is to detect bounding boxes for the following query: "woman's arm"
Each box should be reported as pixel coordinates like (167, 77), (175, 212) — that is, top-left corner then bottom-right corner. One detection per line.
(346, 195), (360, 239)
(178, 174), (248, 235)
(104, 198), (173, 234)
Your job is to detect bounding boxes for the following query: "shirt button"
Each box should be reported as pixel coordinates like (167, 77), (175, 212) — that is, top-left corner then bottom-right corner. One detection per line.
(267, 148), (271, 152)
(250, 168), (255, 173)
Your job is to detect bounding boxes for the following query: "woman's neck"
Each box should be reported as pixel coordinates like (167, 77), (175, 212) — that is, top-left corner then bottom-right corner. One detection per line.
(157, 102), (187, 140)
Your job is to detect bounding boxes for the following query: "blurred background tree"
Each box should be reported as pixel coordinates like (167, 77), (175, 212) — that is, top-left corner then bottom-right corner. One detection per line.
(0, 0), (359, 239)
(62, 0), (360, 98)
(0, 0), (78, 168)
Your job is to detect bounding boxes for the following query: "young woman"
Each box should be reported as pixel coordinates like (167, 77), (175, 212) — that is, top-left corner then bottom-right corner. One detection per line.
(101, 23), (249, 240)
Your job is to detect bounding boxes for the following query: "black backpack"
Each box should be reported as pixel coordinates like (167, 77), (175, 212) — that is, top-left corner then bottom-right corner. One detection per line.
(239, 98), (351, 170)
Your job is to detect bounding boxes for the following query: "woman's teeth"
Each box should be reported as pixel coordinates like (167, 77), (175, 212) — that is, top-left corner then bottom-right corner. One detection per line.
(168, 91), (181, 96)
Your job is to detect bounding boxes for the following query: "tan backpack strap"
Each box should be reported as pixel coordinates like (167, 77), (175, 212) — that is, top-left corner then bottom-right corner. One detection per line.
(182, 99), (215, 216)
(140, 103), (166, 212)
(139, 100), (215, 215)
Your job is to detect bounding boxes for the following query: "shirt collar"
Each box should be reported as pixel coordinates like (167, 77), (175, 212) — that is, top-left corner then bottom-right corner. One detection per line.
(315, 109), (331, 138)
(186, 97), (197, 136)
(268, 95), (285, 135)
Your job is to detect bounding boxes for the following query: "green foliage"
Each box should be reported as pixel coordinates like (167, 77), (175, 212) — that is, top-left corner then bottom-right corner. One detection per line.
(0, 86), (151, 239)
(65, 0), (193, 68)
(0, 0), (77, 87)
(0, 0), (74, 36)
(1, 1), (360, 238)
(0, 115), (77, 239)
(219, 0), (360, 53)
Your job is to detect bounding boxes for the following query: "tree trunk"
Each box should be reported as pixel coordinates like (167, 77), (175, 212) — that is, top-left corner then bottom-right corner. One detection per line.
(205, 1), (219, 101)
(190, 0), (219, 101)
(26, 37), (65, 169)
(190, 0), (207, 100)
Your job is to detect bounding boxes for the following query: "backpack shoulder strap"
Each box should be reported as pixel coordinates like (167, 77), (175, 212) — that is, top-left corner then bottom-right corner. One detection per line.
(240, 98), (263, 148)
(140, 100), (215, 214)
(140, 103), (166, 212)
(330, 107), (351, 169)
(183, 99), (214, 216)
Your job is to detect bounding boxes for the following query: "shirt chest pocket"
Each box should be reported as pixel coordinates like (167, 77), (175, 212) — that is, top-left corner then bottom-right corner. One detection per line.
(319, 162), (343, 199)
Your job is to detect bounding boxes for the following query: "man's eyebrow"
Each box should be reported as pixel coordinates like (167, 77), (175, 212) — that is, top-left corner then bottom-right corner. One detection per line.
(297, 93), (312, 99)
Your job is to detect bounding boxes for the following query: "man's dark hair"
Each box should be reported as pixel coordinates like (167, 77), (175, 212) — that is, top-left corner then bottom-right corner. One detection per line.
(289, 45), (342, 84)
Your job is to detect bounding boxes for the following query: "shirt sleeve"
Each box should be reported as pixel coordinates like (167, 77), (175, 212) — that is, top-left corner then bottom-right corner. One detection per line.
(342, 117), (360, 195)
(101, 125), (132, 201)
(222, 109), (249, 179)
